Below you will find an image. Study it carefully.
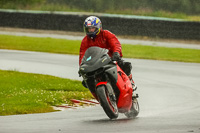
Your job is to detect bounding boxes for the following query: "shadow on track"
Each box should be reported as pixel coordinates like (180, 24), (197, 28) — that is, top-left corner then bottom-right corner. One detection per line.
(84, 117), (139, 124)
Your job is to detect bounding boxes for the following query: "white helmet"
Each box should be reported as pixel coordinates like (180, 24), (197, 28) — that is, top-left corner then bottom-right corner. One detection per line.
(83, 16), (102, 39)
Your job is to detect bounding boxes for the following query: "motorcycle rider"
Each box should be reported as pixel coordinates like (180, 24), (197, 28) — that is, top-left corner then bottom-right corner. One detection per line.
(79, 16), (137, 98)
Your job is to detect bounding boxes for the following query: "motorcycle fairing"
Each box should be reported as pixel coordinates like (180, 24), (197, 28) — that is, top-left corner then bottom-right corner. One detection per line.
(80, 47), (111, 74)
(116, 65), (133, 113)
(95, 64), (133, 113)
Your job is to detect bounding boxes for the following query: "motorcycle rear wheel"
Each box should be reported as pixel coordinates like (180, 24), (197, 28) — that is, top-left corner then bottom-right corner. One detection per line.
(124, 98), (139, 118)
(96, 85), (118, 119)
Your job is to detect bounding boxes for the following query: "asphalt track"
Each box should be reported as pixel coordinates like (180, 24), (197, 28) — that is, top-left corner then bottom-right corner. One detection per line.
(0, 49), (200, 133)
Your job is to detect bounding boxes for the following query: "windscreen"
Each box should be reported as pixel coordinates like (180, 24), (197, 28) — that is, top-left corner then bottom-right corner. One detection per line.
(81, 46), (108, 65)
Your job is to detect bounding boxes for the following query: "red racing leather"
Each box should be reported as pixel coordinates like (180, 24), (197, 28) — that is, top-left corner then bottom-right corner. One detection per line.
(79, 30), (123, 65)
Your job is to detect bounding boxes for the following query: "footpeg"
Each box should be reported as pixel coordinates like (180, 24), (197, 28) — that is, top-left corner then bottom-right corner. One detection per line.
(132, 93), (139, 99)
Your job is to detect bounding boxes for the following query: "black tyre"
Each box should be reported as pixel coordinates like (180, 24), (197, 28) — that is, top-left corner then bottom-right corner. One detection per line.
(96, 85), (118, 119)
(124, 98), (139, 118)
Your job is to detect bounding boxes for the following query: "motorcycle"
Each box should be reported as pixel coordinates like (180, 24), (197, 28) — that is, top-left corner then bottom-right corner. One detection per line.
(79, 46), (139, 119)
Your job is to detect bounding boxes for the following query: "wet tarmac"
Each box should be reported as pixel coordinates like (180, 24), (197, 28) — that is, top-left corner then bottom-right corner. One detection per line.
(0, 49), (200, 133)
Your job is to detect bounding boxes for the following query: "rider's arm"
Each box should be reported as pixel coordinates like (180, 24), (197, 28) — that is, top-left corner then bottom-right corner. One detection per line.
(79, 37), (89, 65)
(104, 30), (123, 57)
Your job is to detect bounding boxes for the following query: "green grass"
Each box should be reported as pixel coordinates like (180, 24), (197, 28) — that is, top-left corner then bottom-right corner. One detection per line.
(0, 35), (80, 55)
(0, 70), (92, 116)
(0, 34), (200, 63)
(123, 44), (200, 63)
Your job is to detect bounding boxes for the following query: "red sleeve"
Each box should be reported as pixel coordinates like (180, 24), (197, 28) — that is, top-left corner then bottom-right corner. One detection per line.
(79, 37), (89, 65)
(104, 30), (123, 57)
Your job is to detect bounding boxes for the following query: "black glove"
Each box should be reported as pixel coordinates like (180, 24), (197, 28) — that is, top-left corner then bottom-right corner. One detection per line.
(112, 52), (121, 61)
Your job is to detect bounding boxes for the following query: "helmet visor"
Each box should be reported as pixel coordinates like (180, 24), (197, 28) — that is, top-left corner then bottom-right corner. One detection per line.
(85, 26), (98, 34)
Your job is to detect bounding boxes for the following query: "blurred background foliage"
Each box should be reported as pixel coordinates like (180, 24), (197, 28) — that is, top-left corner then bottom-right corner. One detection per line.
(0, 0), (199, 20)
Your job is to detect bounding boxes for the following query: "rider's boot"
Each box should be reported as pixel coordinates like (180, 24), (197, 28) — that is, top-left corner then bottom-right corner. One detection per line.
(128, 74), (139, 99)
(128, 74), (137, 91)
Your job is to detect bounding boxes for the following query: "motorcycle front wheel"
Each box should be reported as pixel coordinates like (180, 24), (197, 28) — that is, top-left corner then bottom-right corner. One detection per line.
(96, 85), (118, 119)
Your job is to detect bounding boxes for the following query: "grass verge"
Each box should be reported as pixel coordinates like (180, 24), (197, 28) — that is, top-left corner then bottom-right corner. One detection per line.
(123, 45), (200, 63)
(0, 34), (200, 63)
(0, 70), (92, 116)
